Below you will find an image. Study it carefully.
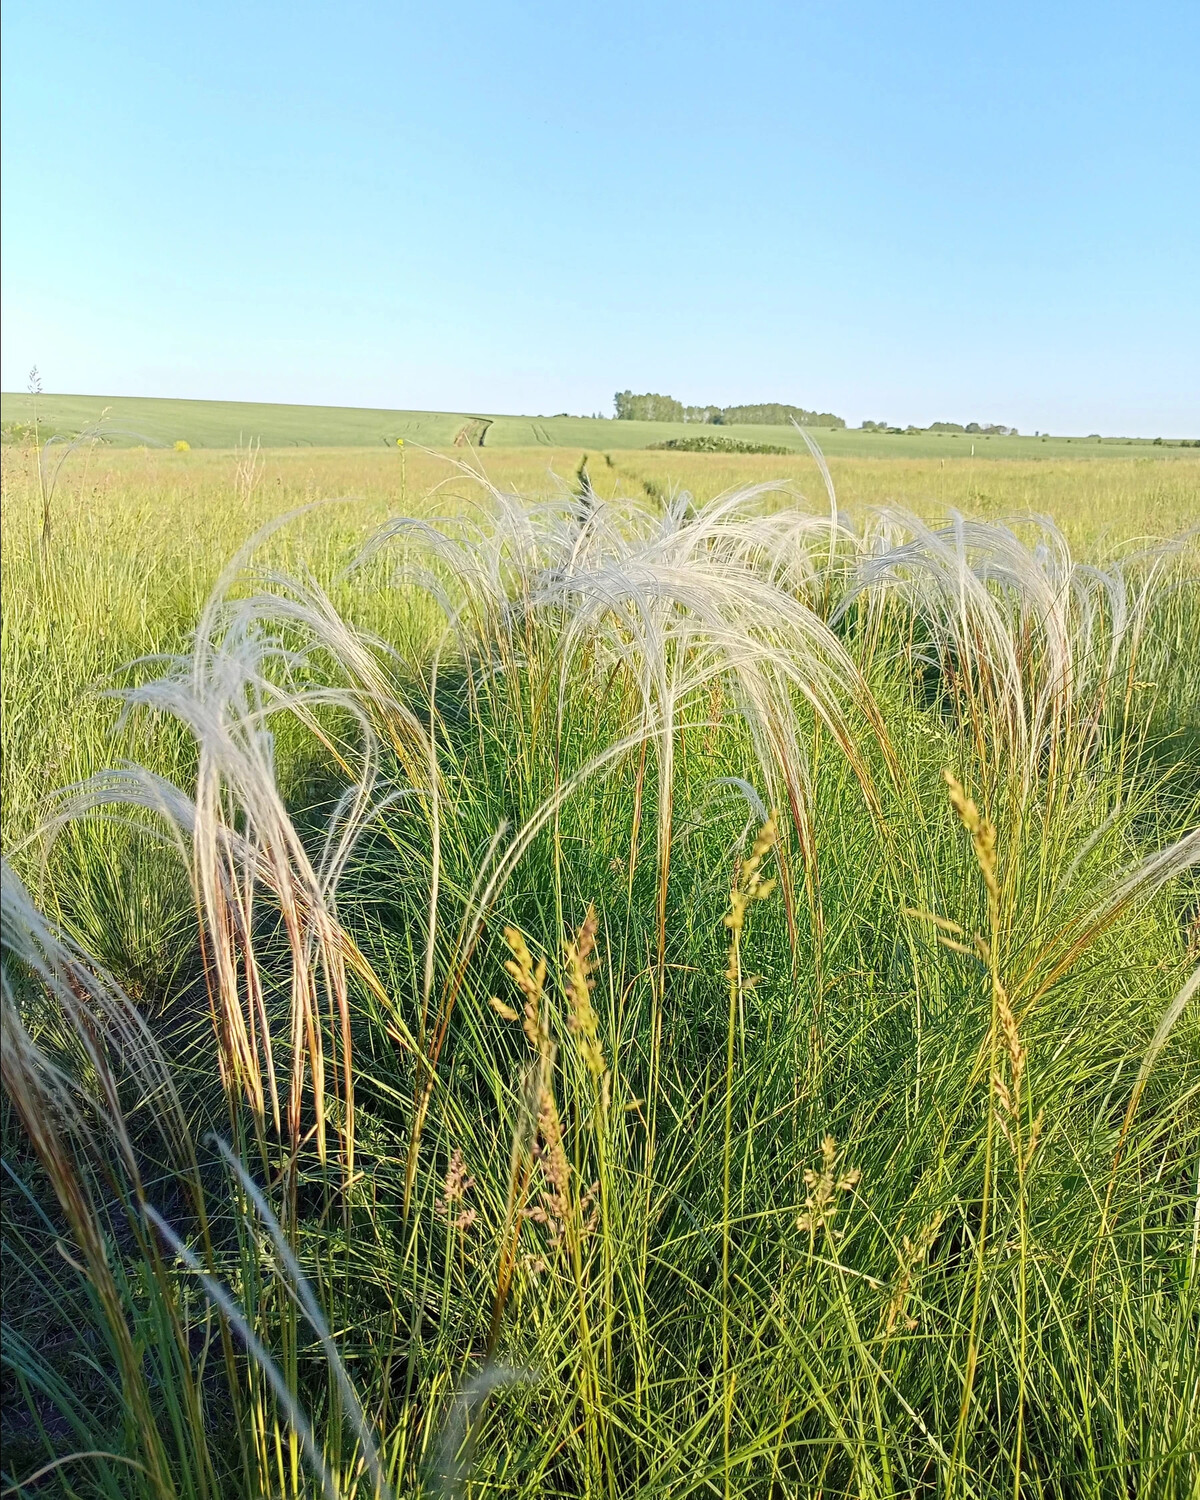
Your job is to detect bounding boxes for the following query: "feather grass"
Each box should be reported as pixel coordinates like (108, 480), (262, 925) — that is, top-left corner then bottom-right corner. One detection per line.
(2, 444), (1197, 1497)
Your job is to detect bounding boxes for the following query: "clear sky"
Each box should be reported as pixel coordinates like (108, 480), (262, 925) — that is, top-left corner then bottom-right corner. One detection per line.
(2, 0), (1197, 435)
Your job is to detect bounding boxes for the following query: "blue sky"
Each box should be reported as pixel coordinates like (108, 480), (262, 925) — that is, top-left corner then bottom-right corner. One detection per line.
(2, 1), (1197, 434)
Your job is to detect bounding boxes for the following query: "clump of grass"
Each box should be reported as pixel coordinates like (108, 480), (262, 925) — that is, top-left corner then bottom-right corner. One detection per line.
(1, 443), (1197, 1497)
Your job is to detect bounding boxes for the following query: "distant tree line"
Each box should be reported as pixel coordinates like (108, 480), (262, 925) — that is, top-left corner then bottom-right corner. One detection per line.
(614, 392), (845, 427)
(714, 403), (846, 427)
(931, 421), (1019, 435)
(861, 420), (1019, 435)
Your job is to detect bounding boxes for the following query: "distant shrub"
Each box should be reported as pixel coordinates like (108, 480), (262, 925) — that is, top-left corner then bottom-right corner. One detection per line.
(1, 422), (45, 445)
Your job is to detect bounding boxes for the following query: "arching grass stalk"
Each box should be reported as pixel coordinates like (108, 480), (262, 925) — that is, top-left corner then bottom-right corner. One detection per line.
(721, 813), (777, 1498)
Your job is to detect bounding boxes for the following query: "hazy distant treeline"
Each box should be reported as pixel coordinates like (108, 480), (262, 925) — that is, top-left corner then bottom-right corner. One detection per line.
(613, 391), (846, 427)
(862, 419), (1019, 435)
(611, 391), (1026, 435)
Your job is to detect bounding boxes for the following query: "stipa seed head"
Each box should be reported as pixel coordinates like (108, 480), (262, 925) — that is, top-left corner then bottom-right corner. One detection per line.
(435, 1146), (477, 1232)
(797, 1133), (861, 1236)
(579, 1179), (601, 1238)
(438, 1145), (475, 1204)
(884, 1211), (944, 1333)
(943, 770), (999, 909)
(565, 904), (606, 1080)
(725, 813), (779, 946)
(498, 925), (549, 1054)
(997, 983), (1025, 1084)
(535, 1085), (570, 1200)
(521, 1083), (577, 1251)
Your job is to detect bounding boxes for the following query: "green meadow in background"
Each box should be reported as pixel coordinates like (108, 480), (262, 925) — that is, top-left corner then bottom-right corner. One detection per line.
(4, 389), (1197, 460)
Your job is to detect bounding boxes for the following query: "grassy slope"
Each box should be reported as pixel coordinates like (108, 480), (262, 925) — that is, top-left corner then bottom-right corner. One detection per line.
(3, 390), (1196, 458)
(0, 391), (474, 449)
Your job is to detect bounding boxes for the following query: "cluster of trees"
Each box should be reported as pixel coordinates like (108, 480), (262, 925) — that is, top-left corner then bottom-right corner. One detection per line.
(614, 392), (845, 427)
(613, 391), (685, 421)
(862, 420), (1019, 435)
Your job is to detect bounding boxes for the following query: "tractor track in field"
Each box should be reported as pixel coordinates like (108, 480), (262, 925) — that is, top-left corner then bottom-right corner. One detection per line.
(454, 417), (493, 448)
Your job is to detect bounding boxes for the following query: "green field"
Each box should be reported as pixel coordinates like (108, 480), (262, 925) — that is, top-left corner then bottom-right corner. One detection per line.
(4, 389), (1197, 459)
(2, 440), (1198, 1497)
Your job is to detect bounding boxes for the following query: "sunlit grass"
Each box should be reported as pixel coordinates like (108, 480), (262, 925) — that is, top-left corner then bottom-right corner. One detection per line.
(2, 443), (1197, 1498)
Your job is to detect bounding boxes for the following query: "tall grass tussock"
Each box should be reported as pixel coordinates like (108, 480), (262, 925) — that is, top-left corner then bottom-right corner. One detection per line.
(1, 440), (1197, 1497)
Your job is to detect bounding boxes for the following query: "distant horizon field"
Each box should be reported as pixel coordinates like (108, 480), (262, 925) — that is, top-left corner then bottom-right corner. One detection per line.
(3, 390), (1197, 460)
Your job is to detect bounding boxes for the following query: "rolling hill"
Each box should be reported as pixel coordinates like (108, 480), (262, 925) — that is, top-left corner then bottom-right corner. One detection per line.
(1, 391), (1192, 460)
